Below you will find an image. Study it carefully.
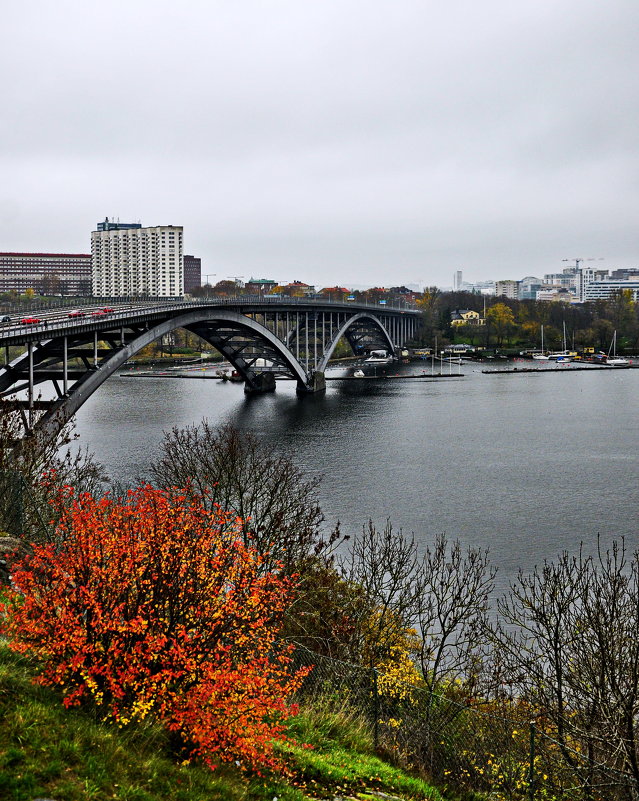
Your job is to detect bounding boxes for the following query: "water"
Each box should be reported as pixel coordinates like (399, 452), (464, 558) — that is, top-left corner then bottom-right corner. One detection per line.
(75, 362), (639, 591)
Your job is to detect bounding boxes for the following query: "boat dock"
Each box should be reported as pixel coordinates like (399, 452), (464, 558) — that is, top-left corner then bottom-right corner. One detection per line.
(326, 373), (463, 381)
(120, 371), (464, 381)
(482, 365), (635, 374)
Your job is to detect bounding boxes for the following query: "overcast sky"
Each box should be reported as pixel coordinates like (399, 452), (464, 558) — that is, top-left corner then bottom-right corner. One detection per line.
(1, 0), (637, 289)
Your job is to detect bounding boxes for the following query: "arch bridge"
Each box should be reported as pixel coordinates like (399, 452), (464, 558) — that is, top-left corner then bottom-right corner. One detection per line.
(0, 297), (420, 444)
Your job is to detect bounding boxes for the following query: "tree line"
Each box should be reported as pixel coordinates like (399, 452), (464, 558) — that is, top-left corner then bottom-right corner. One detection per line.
(417, 288), (639, 351)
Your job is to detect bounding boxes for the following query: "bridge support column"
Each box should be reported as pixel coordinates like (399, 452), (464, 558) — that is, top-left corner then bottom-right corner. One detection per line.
(297, 370), (326, 395)
(244, 372), (276, 394)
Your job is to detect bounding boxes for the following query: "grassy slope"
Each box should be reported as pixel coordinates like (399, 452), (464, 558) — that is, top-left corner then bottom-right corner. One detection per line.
(0, 644), (445, 801)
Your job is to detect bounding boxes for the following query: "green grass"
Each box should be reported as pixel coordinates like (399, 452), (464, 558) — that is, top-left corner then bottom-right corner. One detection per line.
(0, 643), (446, 801)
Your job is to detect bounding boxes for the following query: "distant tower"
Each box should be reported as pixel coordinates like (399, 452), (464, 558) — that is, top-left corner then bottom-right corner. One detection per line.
(453, 270), (463, 291)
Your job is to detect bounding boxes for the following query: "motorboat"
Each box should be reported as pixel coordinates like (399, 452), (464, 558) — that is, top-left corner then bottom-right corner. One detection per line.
(353, 368), (365, 377)
(365, 350), (393, 364)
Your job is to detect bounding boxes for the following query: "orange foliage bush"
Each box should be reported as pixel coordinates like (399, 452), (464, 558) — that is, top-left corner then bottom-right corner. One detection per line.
(1, 485), (308, 771)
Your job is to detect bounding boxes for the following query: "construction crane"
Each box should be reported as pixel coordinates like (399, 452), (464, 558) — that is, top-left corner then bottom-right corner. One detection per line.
(562, 257), (604, 270)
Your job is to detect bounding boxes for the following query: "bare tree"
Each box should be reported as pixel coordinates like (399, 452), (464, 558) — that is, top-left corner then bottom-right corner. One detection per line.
(339, 526), (495, 691)
(492, 552), (587, 754)
(338, 520), (423, 664)
(493, 541), (639, 792)
(416, 534), (496, 696)
(0, 403), (106, 542)
(149, 422), (339, 572)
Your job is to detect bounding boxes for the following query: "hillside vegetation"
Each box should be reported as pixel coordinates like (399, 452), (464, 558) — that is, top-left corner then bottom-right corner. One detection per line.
(0, 644), (444, 801)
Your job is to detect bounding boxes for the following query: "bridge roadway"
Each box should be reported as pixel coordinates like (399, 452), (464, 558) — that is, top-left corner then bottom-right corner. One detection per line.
(0, 297), (420, 444)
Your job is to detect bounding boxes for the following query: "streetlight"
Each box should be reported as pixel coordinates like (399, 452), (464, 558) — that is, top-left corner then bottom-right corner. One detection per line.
(203, 274), (216, 297)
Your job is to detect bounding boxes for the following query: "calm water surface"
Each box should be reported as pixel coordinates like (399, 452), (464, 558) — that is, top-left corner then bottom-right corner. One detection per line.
(75, 363), (639, 592)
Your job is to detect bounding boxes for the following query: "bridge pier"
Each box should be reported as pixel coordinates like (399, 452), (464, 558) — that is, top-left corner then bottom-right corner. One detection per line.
(244, 372), (276, 394)
(297, 370), (326, 395)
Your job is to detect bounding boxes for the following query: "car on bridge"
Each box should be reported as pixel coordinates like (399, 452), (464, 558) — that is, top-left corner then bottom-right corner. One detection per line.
(68, 310), (86, 318)
(21, 317), (40, 325)
(1, 315), (10, 323)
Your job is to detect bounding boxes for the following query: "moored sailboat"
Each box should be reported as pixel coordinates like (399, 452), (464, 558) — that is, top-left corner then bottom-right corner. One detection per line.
(606, 331), (630, 367)
(532, 325), (550, 360)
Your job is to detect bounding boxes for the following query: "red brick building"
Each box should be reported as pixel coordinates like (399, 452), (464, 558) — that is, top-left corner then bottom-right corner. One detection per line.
(0, 252), (92, 296)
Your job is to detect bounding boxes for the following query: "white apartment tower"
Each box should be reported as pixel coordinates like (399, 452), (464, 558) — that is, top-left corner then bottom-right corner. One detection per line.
(91, 219), (184, 297)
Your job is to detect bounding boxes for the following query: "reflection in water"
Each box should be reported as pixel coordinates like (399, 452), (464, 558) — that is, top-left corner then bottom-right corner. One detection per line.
(75, 364), (639, 593)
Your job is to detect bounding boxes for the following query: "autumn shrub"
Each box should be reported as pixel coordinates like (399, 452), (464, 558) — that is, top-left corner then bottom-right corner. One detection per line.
(0, 485), (308, 772)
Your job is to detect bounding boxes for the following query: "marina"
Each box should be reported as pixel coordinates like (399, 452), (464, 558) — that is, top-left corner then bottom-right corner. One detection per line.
(481, 364), (632, 374)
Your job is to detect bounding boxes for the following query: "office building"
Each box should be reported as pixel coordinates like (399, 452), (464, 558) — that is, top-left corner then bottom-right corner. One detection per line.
(575, 266), (608, 302)
(0, 252), (91, 296)
(91, 219), (183, 297)
(183, 255), (201, 294)
(518, 276), (543, 300)
(536, 287), (576, 303)
(610, 268), (639, 280)
(453, 270), (463, 291)
(583, 277), (639, 302)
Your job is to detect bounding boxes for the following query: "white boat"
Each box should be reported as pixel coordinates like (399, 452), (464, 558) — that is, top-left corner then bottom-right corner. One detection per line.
(548, 323), (575, 361)
(548, 351), (573, 362)
(365, 349), (393, 364)
(353, 368), (365, 377)
(606, 331), (630, 367)
(532, 325), (550, 360)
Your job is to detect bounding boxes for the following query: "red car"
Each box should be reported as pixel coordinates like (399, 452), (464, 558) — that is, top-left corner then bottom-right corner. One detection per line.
(68, 310), (86, 318)
(100, 307), (114, 313)
(21, 317), (40, 325)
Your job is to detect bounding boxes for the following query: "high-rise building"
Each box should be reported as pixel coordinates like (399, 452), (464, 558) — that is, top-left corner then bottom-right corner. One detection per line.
(453, 270), (463, 291)
(0, 252), (91, 296)
(575, 266), (608, 302)
(183, 255), (202, 294)
(495, 280), (519, 300)
(91, 219), (183, 297)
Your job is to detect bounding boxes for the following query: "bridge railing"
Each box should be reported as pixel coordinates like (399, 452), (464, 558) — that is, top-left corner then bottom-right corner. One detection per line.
(0, 297), (419, 342)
